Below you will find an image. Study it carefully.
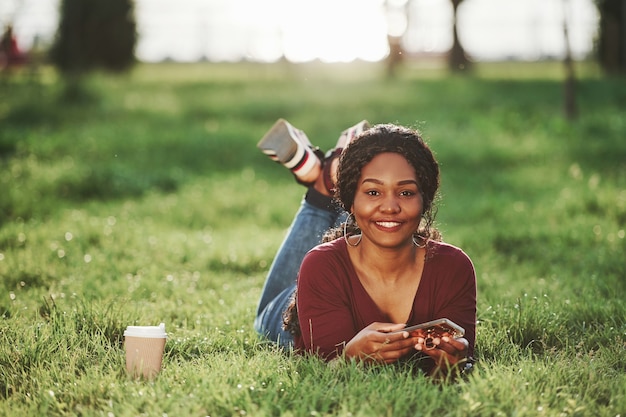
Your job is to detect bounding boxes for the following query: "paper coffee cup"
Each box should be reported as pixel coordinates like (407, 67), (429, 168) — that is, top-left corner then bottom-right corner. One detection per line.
(124, 323), (167, 379)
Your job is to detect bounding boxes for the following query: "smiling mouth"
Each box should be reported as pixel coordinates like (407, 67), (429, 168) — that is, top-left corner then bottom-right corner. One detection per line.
(375, 221), (402, 229)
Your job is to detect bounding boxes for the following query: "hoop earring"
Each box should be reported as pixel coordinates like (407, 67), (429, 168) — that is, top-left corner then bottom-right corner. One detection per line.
(344, 213), (362, 247)
(413, 234), (426, 248)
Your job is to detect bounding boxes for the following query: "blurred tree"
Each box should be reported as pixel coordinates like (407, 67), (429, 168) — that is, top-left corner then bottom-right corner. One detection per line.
(386, 35), (404, 78)
(448, 0), (471, 72)
(563, 0), (578, 120)
(595, 0), (626, 74)
(385, 0), (471, 75)
(50, 0), (136, 79)
(384, 0), (409, 78)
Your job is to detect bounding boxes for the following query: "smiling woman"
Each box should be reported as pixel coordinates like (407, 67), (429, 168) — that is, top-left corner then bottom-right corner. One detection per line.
(255, 122), (476, 378)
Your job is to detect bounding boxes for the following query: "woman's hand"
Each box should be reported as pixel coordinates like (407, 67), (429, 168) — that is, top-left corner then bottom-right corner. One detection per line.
(413, 331), (469, 378)
(344, 322), (419, 364)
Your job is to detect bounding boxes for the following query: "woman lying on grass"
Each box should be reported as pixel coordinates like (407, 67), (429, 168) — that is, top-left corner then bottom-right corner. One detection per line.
(254, 122), (476, 378)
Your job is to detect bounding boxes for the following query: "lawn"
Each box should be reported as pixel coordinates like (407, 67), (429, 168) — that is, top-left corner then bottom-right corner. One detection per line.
(0, 60), (625, 416)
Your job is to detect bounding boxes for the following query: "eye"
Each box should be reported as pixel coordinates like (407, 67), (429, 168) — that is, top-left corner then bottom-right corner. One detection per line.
(400, 190), (415, 197)
(366, 190), (380, 196)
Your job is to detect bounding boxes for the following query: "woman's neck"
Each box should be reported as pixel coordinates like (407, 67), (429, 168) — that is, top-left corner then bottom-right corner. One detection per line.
(350, 239), (422, 283)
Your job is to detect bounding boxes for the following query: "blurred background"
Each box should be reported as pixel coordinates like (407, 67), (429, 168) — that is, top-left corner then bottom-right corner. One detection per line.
(0, 0), (607, 69)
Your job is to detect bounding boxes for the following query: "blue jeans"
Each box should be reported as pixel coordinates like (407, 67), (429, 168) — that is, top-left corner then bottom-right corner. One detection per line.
(254, 194), (345, 349)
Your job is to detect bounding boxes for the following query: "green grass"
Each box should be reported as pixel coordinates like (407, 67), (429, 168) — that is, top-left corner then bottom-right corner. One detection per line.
(0, 60), (625, 416)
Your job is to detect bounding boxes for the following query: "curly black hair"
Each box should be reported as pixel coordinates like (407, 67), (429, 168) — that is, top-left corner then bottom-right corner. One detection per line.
(333, 123), (441, 243)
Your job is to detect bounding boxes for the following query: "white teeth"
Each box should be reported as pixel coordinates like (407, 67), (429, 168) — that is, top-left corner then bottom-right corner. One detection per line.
(376, 221), (400, 228)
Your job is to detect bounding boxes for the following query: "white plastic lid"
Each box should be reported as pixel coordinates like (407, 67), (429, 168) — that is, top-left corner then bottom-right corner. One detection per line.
(124, 322), (167, 338)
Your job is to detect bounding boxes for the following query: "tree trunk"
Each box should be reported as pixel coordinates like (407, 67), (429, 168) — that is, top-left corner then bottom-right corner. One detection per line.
(449, 0), (471, 72)
(563, 0), (578, 120)
(596, 0), (626, 74)
(384, 0), (409, 79)
(386, 35), (404, 78)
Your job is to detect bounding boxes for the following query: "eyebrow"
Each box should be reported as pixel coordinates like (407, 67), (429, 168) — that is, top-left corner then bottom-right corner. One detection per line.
(361, 178), (419, 186)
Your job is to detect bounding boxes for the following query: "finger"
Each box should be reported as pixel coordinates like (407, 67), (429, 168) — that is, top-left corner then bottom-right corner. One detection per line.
(415, 342), (445, 362)
(374, 337), (418, 363)
(414, 336), (440, 351)
(372, 329), (412, 345)
(387, 330), (418, 343)
(442, 336), (469, 352)
(415, 337), (440, 356)
(435, 337), (468, 360)
(378, 344), (416, 364)
(414, 338), (450, 358)
(381, 336), (418, 352)
(431, 344), (461, 363)
(375, 322), (408, 333)
(416, 341), (466, 368)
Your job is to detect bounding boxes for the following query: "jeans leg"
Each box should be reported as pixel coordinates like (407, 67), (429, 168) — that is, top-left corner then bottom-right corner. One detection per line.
(254, 284), (297, 349)
(255, 191), (346, 346)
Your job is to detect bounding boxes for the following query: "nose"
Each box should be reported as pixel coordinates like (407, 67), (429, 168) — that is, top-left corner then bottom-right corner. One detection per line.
(379, 194), (400, 213)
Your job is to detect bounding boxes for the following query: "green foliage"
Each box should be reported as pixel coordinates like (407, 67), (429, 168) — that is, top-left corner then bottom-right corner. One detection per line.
(0, 61), (625, 416)
(49, 0), (137, 75)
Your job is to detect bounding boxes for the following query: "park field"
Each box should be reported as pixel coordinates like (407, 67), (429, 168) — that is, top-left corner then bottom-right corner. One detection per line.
(0, 60), (625, 416)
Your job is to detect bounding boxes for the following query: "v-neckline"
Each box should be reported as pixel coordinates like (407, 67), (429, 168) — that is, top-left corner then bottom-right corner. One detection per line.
(341, 239), (428, 324)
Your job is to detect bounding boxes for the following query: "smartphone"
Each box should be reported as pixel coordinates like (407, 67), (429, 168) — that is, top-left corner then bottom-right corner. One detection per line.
(392, 318), (465, 339)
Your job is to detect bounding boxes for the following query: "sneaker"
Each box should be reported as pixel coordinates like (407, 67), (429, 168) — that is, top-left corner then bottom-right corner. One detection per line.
(334, 120), (370, 151)
(322, 120), (370, 193)
(257, 119), (322, 185)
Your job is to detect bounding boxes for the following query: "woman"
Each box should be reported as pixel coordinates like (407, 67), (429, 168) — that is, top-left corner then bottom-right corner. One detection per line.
(255, 122), (476, 377)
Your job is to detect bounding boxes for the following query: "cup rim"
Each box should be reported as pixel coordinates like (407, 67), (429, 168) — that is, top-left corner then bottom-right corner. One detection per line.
(124, 323), (167, 338)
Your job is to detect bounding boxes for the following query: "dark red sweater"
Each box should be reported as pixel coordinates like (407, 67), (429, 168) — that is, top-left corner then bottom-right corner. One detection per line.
(295, 238), (476, 360)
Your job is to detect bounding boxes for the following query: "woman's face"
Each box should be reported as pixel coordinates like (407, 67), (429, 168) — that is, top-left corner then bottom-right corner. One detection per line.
(352, 152), (423, 249)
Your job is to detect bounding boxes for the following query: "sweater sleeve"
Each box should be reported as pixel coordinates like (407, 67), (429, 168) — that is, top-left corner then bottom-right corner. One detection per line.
(427, 245), (477, 357)
(296, 244), (357, 360)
